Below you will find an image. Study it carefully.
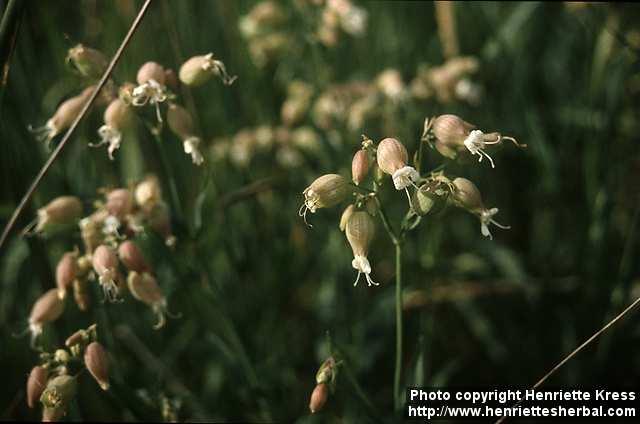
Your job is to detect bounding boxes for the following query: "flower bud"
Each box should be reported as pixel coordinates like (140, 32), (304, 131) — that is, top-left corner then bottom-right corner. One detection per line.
(56, 252), (78, 299)
(106, 188), (133, 219)
(85, 341), (110, 390)
(135, 175), (162, 213)
(33, 196), (83, 234)
(54, 349), (70, 364)
(179, 53), (236, 86)
(29, 289), (65, 342)
(167, 103), (195, 140)
(376, 138), (419, 190)
(412, 179), (450, 216)
(351, 149), (369, 185)
(315, 356), (336, 385)
(92, 245), (122, 302)
(309, 383), (329, 414)
(40, 375), (76, 410)
(27, 365), (48, 408)
(67, 44), (108, 79)
(118, 240), (150, 273)
(164, 68), (179, 91)
(300, 174), (351, 225)
(79, 209), (108, 253)
(65, 329), (88, 350)
(346, 211), (378, 286)
(147, 202), (174, 245)
(137, 61), (166, 85)
(42, 406), (65, 422)
(339, 204), (355, 232)
(73, 279), (90, 311)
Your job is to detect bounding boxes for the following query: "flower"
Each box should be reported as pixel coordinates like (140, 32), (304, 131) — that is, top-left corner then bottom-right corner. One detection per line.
(299, 174), (351, 226)
(91, 98), (133, 160)
(92, 245), (123, 302)
(66, 44), (108, 79)
(429, 114), (523, 168)
(56, 251), (78, 300)
(84, 342), (110, 390)
(127, 271), (178, 329)
(167, 103), (204, 165)
(27, 366), (49, 409)
(451, 177), (510, 239)
(28, 289), (65, 347)
(351, 149), (369, 185)
(131, 62), (169, 123)
(179, 53), (236, 86)
(345, 210), (378, 286)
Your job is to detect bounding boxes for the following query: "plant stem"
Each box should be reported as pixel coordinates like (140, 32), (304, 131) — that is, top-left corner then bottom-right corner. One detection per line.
(394, 240), (404, 411)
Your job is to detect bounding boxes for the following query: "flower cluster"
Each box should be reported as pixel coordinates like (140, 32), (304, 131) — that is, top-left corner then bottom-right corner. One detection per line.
(26, 324), (109, 421)
(239, 1), (293, 67)
(23, 174), (178, 354)
(30, 43), (235, 166)
(300, 114), (523, 290)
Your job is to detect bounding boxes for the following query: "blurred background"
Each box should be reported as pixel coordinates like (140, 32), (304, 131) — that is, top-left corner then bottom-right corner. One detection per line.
(1, 0), (640, 422)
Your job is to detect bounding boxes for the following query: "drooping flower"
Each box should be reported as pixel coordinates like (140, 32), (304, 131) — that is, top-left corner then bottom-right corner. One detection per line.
(429, 114), (522, 168)
(56, 251), (78, 300)
(167, 103), (204, 165)
(28, 289), (65, 347)
(84, 342), (110, 390)
(91, 98), (133, 160)
(27, 365), (49, 409)
(179, 53), (237, 87)
(451, 177), (510, 239)
(299, 174), (351, 226)
(66, 44), (108, 79)
(24, 196), (83, 236)
(345, 210), (378, 286)
(127, 271), (178, 329)
(91, 245), (122, 302)
(131, 62), (169, 123)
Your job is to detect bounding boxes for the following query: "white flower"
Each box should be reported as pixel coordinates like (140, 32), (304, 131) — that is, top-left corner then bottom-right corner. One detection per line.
(90, 125), (122, 160)
(352, 255), (378, 287)
(391, 166), (420, 190)
(183, 136), (204, 166)
(131, 79), (168, 123)
(463, 129), (503, 169)
(478, 207), (510, 240)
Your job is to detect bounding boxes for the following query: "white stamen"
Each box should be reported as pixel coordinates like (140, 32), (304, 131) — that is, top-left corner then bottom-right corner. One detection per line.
(464, 130), (497, 169)
(92, 125), (122, 160)
(183, 136), (204, 165)
(391, 166), (420, 190)
(479, 207), (510, 240)
(352, 255), (378, 286)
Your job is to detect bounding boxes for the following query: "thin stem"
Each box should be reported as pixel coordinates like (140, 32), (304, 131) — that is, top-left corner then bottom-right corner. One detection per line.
(0, 0), (153, 252)
(373, 194), (398, 245)
(494, 294), (640, 424)
(148, 128), (185, 225)
(394, 241), (404, 411)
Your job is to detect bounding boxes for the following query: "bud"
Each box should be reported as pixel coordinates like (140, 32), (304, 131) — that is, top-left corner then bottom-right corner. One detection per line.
(56, 252), (78, 299)
(351, 149), (369, 185)
(105, 188), (133, 219)
(451, 177), (510, 240)
(79, 209), (108, 253)
(27, 366), (49, 408)
(85, 342), (110, 390)
(29, 289), (65, 344)
(179, 53), (236, 86)
(339, 204), (355, 232)
(67, 44), (108, 79)
(29, 196), (82, 235)
(28, 90), (92, 148)
(40, 375), (77, 410)
(54, 349), (70, 364)
(309, 383), (329, 414)
(92, 245), (122, 302)
(345, 211), (378, 286)
(65, 329), (88, 350)
(376, 138), (420, 190)
(315, 356), (336, 385)
(42, 406), (65, 422)
(73, 278), (91, 311)
(118, 240), (150, 273)
(127, 271), (171, 329)
(164, 68), (179, 91)
(299, 174), (351, 225)
(412, 178), (451, 216)
(135, 175), (162, 213)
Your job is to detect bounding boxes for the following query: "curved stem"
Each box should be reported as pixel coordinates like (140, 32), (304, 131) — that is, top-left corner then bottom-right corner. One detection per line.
(394, 241), (404, 411)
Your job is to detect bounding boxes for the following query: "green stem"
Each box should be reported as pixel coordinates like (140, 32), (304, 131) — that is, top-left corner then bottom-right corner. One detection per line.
(148, 126), (184, 225)
(394, 241), (404, 411)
